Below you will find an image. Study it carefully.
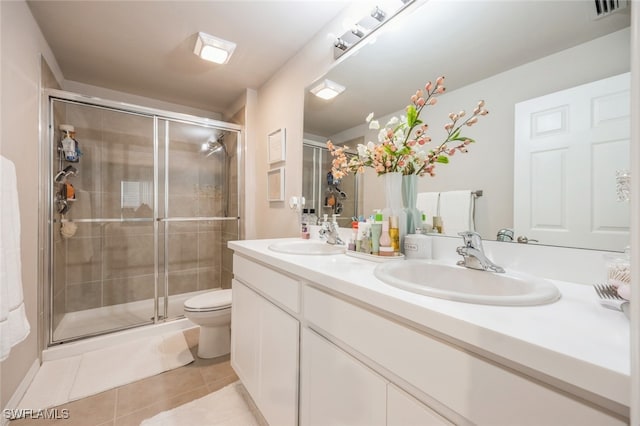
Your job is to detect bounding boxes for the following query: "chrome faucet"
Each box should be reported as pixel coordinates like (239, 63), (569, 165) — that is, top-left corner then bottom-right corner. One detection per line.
(456, 231), (505, 273)
(319, 215), (344, 245)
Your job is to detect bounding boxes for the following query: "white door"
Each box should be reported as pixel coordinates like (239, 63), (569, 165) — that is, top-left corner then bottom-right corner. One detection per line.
(514, 73), (630, 250)
(230, 279), (260, 397)
(258, 296), (299, 426)
(231, 279), (299, 426)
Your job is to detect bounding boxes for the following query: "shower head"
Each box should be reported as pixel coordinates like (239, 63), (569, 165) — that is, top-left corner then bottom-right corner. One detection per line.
(201, 133), (228, 157)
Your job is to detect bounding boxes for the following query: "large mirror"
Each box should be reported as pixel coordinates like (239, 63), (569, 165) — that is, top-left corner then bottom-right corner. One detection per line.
(303, 0), (631, 251)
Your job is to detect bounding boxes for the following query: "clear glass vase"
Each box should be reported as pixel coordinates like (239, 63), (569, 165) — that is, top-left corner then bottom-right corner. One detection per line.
(402, 174), (421, 235)
(381, 172), (406, 252)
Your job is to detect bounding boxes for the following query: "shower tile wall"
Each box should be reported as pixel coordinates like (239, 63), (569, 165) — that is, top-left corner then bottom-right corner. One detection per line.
(51, 101), (236, 336)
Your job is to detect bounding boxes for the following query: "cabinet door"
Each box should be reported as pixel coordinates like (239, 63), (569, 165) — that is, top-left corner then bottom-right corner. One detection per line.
(230, 279), (260, 397)
(258, 296), (299, 426)
(387, 384), (453, 426)
(300, 328), (386, 426)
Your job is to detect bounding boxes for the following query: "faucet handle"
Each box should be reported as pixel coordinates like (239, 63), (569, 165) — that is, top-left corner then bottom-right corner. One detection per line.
(458, 231), (483, 248)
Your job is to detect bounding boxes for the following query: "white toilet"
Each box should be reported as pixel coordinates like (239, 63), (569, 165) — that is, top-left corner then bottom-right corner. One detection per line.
(183, 289), (232, 359)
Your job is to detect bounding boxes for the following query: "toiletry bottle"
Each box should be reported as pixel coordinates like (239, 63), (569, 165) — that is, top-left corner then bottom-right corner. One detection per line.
(371, 211), (383, 255)
(308, 208), (318, 225)
(421, 213), (433, 233)
(301, 221), (310, 239)
(389, 216), (400, 252)
(359, 222), (372, 254)
(433, 216), (443, 234)
(301, 208), (309, 225)
(379, 218), (391, 248)
(348, 222), (358, 251)
(355, 221), (364, 252)
(379, 220), (393, 256)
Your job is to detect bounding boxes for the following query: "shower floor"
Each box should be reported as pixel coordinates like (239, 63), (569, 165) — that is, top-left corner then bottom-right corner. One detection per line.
(52, 290), (210, 343)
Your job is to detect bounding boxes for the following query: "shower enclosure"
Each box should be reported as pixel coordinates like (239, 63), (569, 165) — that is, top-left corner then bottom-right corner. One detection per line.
(43, 90), (242, 345)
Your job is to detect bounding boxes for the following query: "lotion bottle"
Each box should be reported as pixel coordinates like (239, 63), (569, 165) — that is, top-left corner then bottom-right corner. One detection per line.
(379, 217), (391, 248)
(370, 211), (383, 255)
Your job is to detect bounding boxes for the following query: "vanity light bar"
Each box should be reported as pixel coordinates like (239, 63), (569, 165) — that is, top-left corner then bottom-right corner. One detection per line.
(334, 0), (416, 59)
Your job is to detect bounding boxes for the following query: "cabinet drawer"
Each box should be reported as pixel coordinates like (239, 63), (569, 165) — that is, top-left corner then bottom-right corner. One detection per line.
(304, 286), (624, 426)
(233, 254), (300, 313)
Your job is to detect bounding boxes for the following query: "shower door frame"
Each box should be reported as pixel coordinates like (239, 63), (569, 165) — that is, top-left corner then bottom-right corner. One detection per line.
(40, 89), (243, 347)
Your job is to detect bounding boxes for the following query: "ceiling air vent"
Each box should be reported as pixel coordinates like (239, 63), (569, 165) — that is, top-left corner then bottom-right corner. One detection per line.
(593, 0), (627, 19)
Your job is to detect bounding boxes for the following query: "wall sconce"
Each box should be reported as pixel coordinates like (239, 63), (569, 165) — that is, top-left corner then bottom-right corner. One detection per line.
(310, 79), (346, 100)
(334, 0), (415, 59)
(194, 32), (236, 64)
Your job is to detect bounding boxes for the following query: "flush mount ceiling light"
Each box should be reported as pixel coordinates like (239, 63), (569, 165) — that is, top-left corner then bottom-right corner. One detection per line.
(334, 0), (415, 59)
(310, 79), (346, 100)
(194, 32), (236, 64)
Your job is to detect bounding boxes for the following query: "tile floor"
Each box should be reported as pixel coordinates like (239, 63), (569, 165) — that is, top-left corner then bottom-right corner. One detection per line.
(10, 328), (239, 426)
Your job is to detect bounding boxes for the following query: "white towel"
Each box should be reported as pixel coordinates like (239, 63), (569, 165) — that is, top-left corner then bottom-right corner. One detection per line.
(0, 155), (30, 361)
(416, 192), (440, 221)
(439, 190), (474, 236)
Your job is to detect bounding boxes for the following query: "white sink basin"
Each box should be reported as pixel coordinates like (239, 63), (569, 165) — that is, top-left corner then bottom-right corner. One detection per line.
(374, 259), (560, 306)
(268, 240), (346, 255)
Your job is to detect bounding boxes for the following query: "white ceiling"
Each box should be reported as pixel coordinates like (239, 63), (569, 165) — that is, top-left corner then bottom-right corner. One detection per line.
(27, 0), (352, 113)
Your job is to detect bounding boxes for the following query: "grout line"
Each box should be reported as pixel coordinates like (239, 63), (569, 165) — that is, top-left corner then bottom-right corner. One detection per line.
(112, 384), (119, 423)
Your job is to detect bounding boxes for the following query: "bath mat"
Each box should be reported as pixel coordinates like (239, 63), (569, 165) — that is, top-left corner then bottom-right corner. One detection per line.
(141, 381), (259, 426)
(18, 331), (194, 409)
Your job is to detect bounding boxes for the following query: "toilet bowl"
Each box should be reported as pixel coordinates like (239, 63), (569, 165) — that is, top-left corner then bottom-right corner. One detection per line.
(183, 289), (232, 359)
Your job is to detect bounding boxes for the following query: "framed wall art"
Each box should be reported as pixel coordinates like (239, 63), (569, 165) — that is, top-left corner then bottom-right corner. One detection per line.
(268, 128), (286, 164)
(267, 167), (285, 202)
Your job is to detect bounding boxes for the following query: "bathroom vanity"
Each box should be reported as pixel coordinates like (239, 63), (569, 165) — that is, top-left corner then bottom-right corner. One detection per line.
(228, 238), (630, 425)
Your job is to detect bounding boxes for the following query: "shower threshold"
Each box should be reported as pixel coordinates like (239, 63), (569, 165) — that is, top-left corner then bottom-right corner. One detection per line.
(52, 290), (210, 343)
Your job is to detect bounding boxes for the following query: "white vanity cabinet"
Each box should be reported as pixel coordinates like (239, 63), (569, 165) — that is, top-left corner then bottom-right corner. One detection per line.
(300, 328), (387, 426)
(228, 242), (628, 426)
(231, 255), (300, 426)
(300, 327), (452, 426)
(303, 285), (625, 426)
(387, 384), (453, 426)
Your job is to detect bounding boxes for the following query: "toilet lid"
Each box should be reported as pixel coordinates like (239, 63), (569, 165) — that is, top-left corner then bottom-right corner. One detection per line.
(184, 289), (232, 311)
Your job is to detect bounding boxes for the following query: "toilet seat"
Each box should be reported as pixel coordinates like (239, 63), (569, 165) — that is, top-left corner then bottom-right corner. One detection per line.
(184, 289), (232, 313)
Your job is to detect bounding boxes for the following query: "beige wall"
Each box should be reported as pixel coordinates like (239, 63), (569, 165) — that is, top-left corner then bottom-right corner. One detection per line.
(0, 0), (64, 411)
(248, 4), (368, 239)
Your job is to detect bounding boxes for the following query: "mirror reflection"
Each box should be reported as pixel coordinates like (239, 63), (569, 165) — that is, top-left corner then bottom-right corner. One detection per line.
(303, 0), (631, 251)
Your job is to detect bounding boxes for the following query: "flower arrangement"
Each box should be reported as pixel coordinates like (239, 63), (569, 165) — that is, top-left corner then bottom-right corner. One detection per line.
(327, 76), (488, 178)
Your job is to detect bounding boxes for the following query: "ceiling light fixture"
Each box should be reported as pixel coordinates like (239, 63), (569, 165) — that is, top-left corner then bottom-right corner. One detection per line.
(194, 32), (236, 64)
(333, 0), (415, 59)
(310, 79), (346, 100)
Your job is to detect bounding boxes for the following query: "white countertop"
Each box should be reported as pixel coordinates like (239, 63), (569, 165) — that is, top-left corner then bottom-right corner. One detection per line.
(228, 238), (630, 409)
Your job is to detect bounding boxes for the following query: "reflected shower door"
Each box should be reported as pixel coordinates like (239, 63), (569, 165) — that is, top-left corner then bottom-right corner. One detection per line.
(50, 99), (156, 342)
(158, 119), (239, 320)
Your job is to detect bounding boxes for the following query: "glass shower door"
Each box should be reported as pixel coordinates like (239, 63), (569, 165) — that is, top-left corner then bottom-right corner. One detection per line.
(50, 99), (156, 343)
(157, 119), (238, 320)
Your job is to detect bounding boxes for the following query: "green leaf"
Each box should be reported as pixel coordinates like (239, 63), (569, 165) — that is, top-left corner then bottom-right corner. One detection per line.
(406, 105), (418, 126)
(436, 155), (449, 164)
